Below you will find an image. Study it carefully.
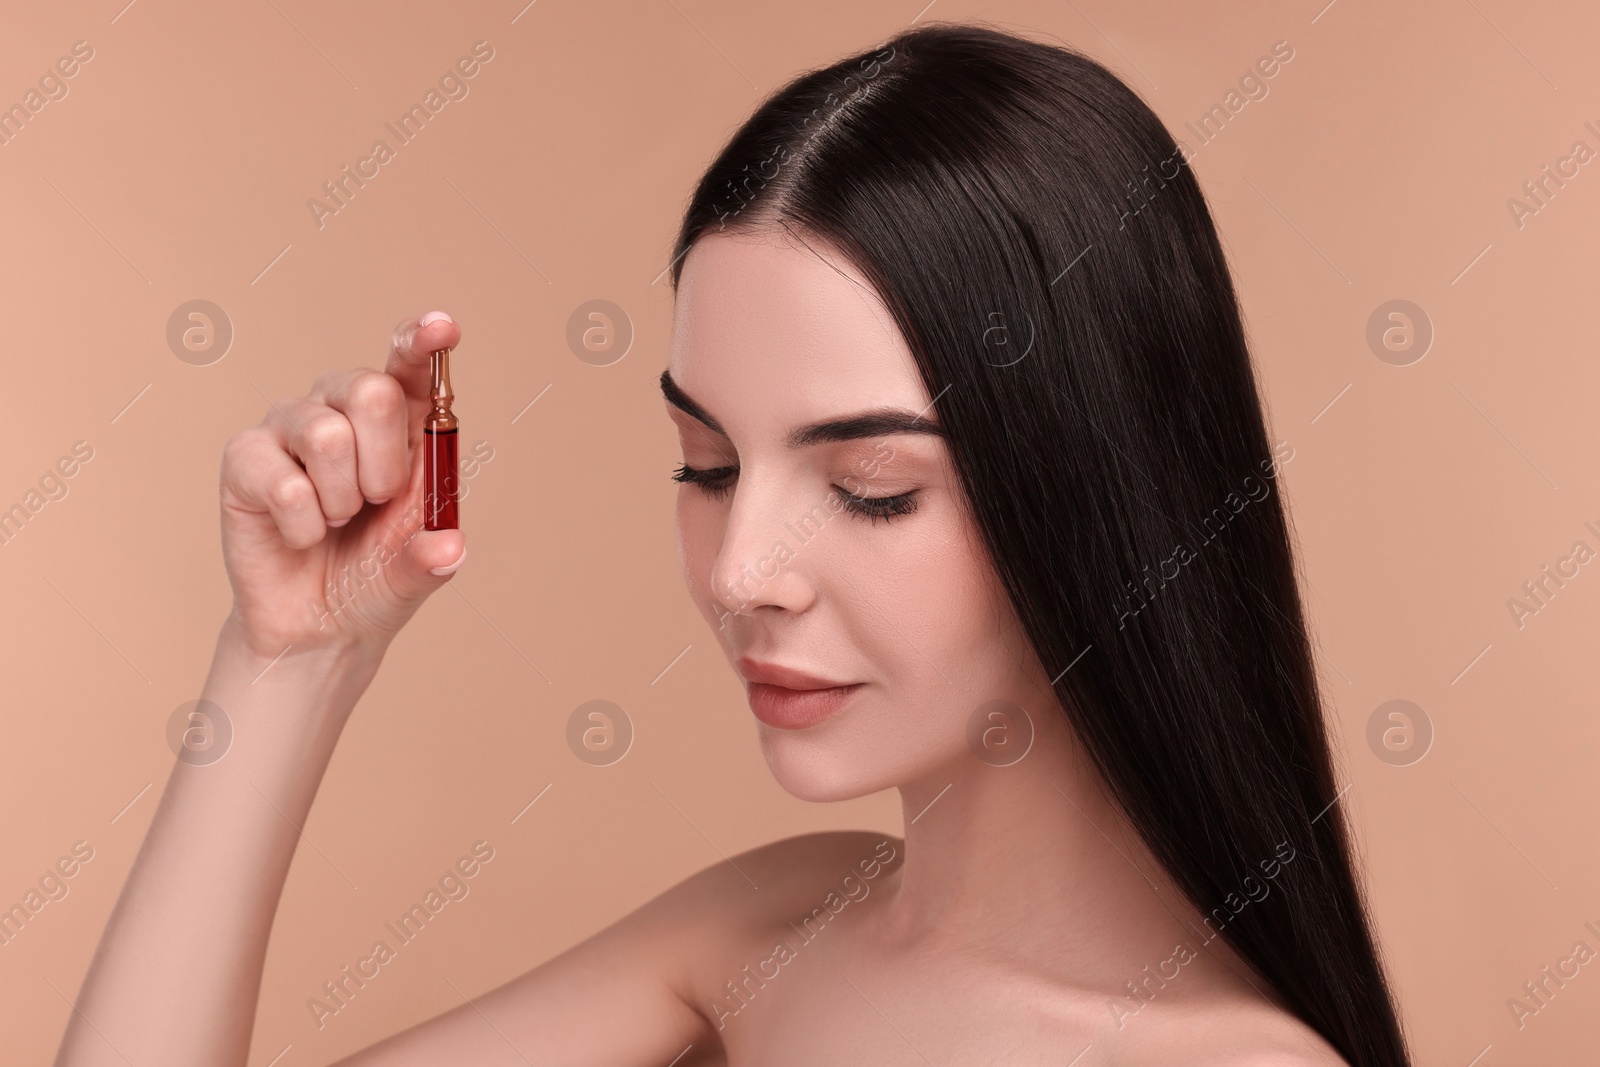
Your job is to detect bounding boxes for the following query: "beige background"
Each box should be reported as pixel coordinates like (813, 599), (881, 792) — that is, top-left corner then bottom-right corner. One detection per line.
(1, 0), (1595, 1063)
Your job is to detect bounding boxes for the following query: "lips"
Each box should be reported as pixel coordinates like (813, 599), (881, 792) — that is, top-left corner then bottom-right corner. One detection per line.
(745, 680), (864, 730)
(735, 656), (863, 730)
(734, 656), (855, 690)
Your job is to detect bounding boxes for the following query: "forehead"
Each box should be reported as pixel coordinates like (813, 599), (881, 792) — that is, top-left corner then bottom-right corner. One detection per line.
(665, 229), (929, 432)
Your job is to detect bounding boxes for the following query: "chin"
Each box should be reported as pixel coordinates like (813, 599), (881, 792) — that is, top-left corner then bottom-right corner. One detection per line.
(755, 724), (949, 803)
(753, 729), (880, 802)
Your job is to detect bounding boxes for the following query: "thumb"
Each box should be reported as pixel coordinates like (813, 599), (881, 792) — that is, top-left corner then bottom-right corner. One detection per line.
(388, 525), (467, 602)
(379, 448), (467, 604)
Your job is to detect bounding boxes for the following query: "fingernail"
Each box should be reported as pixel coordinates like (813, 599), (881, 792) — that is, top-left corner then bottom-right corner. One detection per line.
(366, 497), (390, 506)
(329, 516), (352, 528)
(419, 310), (453, 327)
(431, 546), (467, 576)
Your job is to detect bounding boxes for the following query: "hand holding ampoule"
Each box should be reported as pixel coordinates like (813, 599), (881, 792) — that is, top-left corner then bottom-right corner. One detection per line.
(216, 310), (468, 659)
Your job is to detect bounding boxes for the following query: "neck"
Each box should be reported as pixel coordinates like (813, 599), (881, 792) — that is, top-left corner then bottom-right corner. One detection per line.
(880, 707), (1221, 989)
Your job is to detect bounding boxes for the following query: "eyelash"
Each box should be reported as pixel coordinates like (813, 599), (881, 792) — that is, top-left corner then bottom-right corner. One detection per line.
(670, 463), (920, 525)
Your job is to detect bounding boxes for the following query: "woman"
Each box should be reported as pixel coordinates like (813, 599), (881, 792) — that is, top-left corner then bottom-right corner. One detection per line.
(57, 21), (1410, 1067)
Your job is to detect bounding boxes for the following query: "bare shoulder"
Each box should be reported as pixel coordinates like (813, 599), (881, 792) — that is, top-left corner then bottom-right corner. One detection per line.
(654, 829), (904, 929)
(724, 828), (905, 892)
(645, 830), (902, 974)
(733, 827), (905, 876)
(329, 832), (904, 1066)
(1112, 990), (1352, 1067)
(631, 830), (903, 1040)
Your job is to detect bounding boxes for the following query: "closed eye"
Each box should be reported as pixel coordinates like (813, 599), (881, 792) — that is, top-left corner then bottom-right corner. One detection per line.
(670, 463), (919, 525)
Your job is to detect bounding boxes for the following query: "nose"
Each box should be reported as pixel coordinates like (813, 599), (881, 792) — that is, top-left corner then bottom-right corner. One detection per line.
(708, 474), (820, 620)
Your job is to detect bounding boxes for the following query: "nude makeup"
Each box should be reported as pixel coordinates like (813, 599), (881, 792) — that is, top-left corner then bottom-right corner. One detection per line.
(746, 682), (865, 730)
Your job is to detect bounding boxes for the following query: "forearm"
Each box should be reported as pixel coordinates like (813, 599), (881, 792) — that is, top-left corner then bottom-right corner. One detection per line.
(56, 618), (386, 1067)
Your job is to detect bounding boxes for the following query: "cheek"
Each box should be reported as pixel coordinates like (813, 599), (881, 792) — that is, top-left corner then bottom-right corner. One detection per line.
(675, 492), (724, 606)
(849, 507), (1006, 676)
(911, 516), (990, 611)
(823, 510), (1027, 781)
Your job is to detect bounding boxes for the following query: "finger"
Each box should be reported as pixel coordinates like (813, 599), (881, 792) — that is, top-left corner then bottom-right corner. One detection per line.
(386, 310), (461, 409)
(309, 368), (410, 504)
(263, 398), (365, 525)
(379, 456), (468, 601)
(221, 428), (331, 550)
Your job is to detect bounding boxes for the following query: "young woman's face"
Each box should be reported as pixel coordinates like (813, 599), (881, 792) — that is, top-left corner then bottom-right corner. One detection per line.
(663, 228), (1052, 801)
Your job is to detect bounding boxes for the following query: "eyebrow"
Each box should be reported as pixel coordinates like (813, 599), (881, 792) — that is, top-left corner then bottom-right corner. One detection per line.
(659, 368), (944, 448)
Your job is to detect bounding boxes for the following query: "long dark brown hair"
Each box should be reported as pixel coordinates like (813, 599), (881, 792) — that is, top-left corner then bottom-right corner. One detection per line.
(666, 21), (1408, 1066)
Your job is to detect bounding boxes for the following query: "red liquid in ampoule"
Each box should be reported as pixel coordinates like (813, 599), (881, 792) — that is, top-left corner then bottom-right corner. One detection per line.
(424, 426), (459, 530)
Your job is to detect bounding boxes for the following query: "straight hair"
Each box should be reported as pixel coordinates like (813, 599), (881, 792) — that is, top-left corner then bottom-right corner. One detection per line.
(667, 21), (1409, 1067)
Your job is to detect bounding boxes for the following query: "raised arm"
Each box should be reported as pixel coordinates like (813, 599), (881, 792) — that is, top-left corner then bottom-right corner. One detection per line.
(56, 311), (743, 1067)
(55, 313), (473, 1066)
